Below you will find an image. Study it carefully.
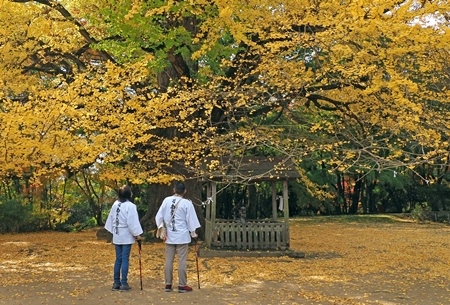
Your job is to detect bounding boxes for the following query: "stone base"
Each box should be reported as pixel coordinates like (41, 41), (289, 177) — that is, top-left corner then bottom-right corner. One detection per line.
(198, 247), (305, 258)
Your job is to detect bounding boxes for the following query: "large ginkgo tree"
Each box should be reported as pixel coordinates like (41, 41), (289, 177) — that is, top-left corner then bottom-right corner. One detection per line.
(2, 0), (450, 228)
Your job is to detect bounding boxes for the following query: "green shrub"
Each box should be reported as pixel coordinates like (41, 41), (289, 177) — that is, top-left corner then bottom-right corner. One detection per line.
(55, 201), (97, 232)
(411, 203), (431, 222)
(0, 199), (44, 232)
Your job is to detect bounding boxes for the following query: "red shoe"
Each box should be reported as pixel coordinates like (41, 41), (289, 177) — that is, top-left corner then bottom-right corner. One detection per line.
(178, 285), (193, 293)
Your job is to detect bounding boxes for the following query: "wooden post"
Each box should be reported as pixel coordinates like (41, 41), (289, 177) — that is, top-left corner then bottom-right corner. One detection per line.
(206, 181), (217, 248)
(211, 182), (217, 226)
(272, 181), (277, 221)
(205, 182), (212, 247)
(283, 180), (290, 249)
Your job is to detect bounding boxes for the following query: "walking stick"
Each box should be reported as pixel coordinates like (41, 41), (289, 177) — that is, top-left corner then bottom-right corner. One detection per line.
(138, 240), (143, 290)
(194, 239), (200, 289)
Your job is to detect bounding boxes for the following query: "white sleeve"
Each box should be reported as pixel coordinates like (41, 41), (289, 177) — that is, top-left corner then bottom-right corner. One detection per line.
(186, 200), (201, 232)
(104, 204), (115, 233)
(155, 201), (165, 228)
(127, 204), (143, 236)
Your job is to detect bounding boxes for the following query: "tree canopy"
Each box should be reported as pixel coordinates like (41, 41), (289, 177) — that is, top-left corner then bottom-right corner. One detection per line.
(1, 0), (450, 229)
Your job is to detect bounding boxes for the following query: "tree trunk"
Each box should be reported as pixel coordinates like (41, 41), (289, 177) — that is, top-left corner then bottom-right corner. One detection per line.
(140, 179), (204, 238)
(361, 177), (368, 214)
(349, 175), (362, 214)
(140, 12), (203, 237)
(367, 180), (377, 213)
(73, 171), (105, 226)
(139, 183), (172, 232)
(335, 171), (345, 214)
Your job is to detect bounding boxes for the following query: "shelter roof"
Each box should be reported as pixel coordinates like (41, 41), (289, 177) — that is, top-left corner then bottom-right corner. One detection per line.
(201, 156), (300, 182)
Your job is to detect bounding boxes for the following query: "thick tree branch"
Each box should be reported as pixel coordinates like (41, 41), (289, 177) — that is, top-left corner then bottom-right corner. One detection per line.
(12, 0), (116, 63)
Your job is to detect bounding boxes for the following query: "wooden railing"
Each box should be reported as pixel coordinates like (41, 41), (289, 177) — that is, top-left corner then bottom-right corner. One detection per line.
(210, 220), (288, 250)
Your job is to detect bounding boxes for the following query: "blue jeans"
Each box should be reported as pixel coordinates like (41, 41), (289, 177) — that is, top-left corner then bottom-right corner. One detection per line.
(114, 244), (132, 286)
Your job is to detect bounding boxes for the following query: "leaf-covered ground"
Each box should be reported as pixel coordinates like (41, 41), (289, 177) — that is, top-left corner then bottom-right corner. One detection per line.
(1, 216), (449, 305)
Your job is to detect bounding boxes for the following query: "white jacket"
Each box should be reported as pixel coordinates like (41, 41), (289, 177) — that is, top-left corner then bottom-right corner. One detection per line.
(155, 195), (200, 245)
(105, 200), (143, 245)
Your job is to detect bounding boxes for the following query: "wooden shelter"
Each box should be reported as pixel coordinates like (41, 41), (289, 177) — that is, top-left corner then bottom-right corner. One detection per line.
(201, 156), (301, 251)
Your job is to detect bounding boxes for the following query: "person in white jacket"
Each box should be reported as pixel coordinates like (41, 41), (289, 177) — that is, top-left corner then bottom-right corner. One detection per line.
(105, 185), (143, 291)
(155, 181), (201, 293)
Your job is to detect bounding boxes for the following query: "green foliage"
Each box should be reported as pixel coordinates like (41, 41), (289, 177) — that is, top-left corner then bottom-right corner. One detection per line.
(378, 170), (412, 190)
(411, 203), (432, 222)
(133, 195), (148, 220)
(288, 179), (325, 215)
(55, 201), (98, 232)
(0, 199), (44, 232)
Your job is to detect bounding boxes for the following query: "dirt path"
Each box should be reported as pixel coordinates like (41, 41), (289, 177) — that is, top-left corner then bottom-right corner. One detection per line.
(1, 271), (449, 305)
(1, 219), (449, 304)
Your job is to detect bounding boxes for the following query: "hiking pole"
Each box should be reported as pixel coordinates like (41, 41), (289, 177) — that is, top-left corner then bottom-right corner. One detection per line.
(194, 239), (200, 289)
(138, 240), (143, 290)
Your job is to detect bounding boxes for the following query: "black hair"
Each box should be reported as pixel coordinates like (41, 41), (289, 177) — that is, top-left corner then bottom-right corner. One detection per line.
(118, 185), (132, 202)
(173, 181), (186, 195)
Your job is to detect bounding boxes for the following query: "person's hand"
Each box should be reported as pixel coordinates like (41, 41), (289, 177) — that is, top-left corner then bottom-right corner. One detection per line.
(135, 235), (142, 240)
(190, 231), (198, 238)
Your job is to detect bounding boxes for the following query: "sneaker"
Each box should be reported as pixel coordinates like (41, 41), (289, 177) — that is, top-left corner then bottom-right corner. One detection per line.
(112, 284), (120, 291)
(120, 284), (132, 291)
(178, 285), (193, 293)
(165, 284), (172, 292)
